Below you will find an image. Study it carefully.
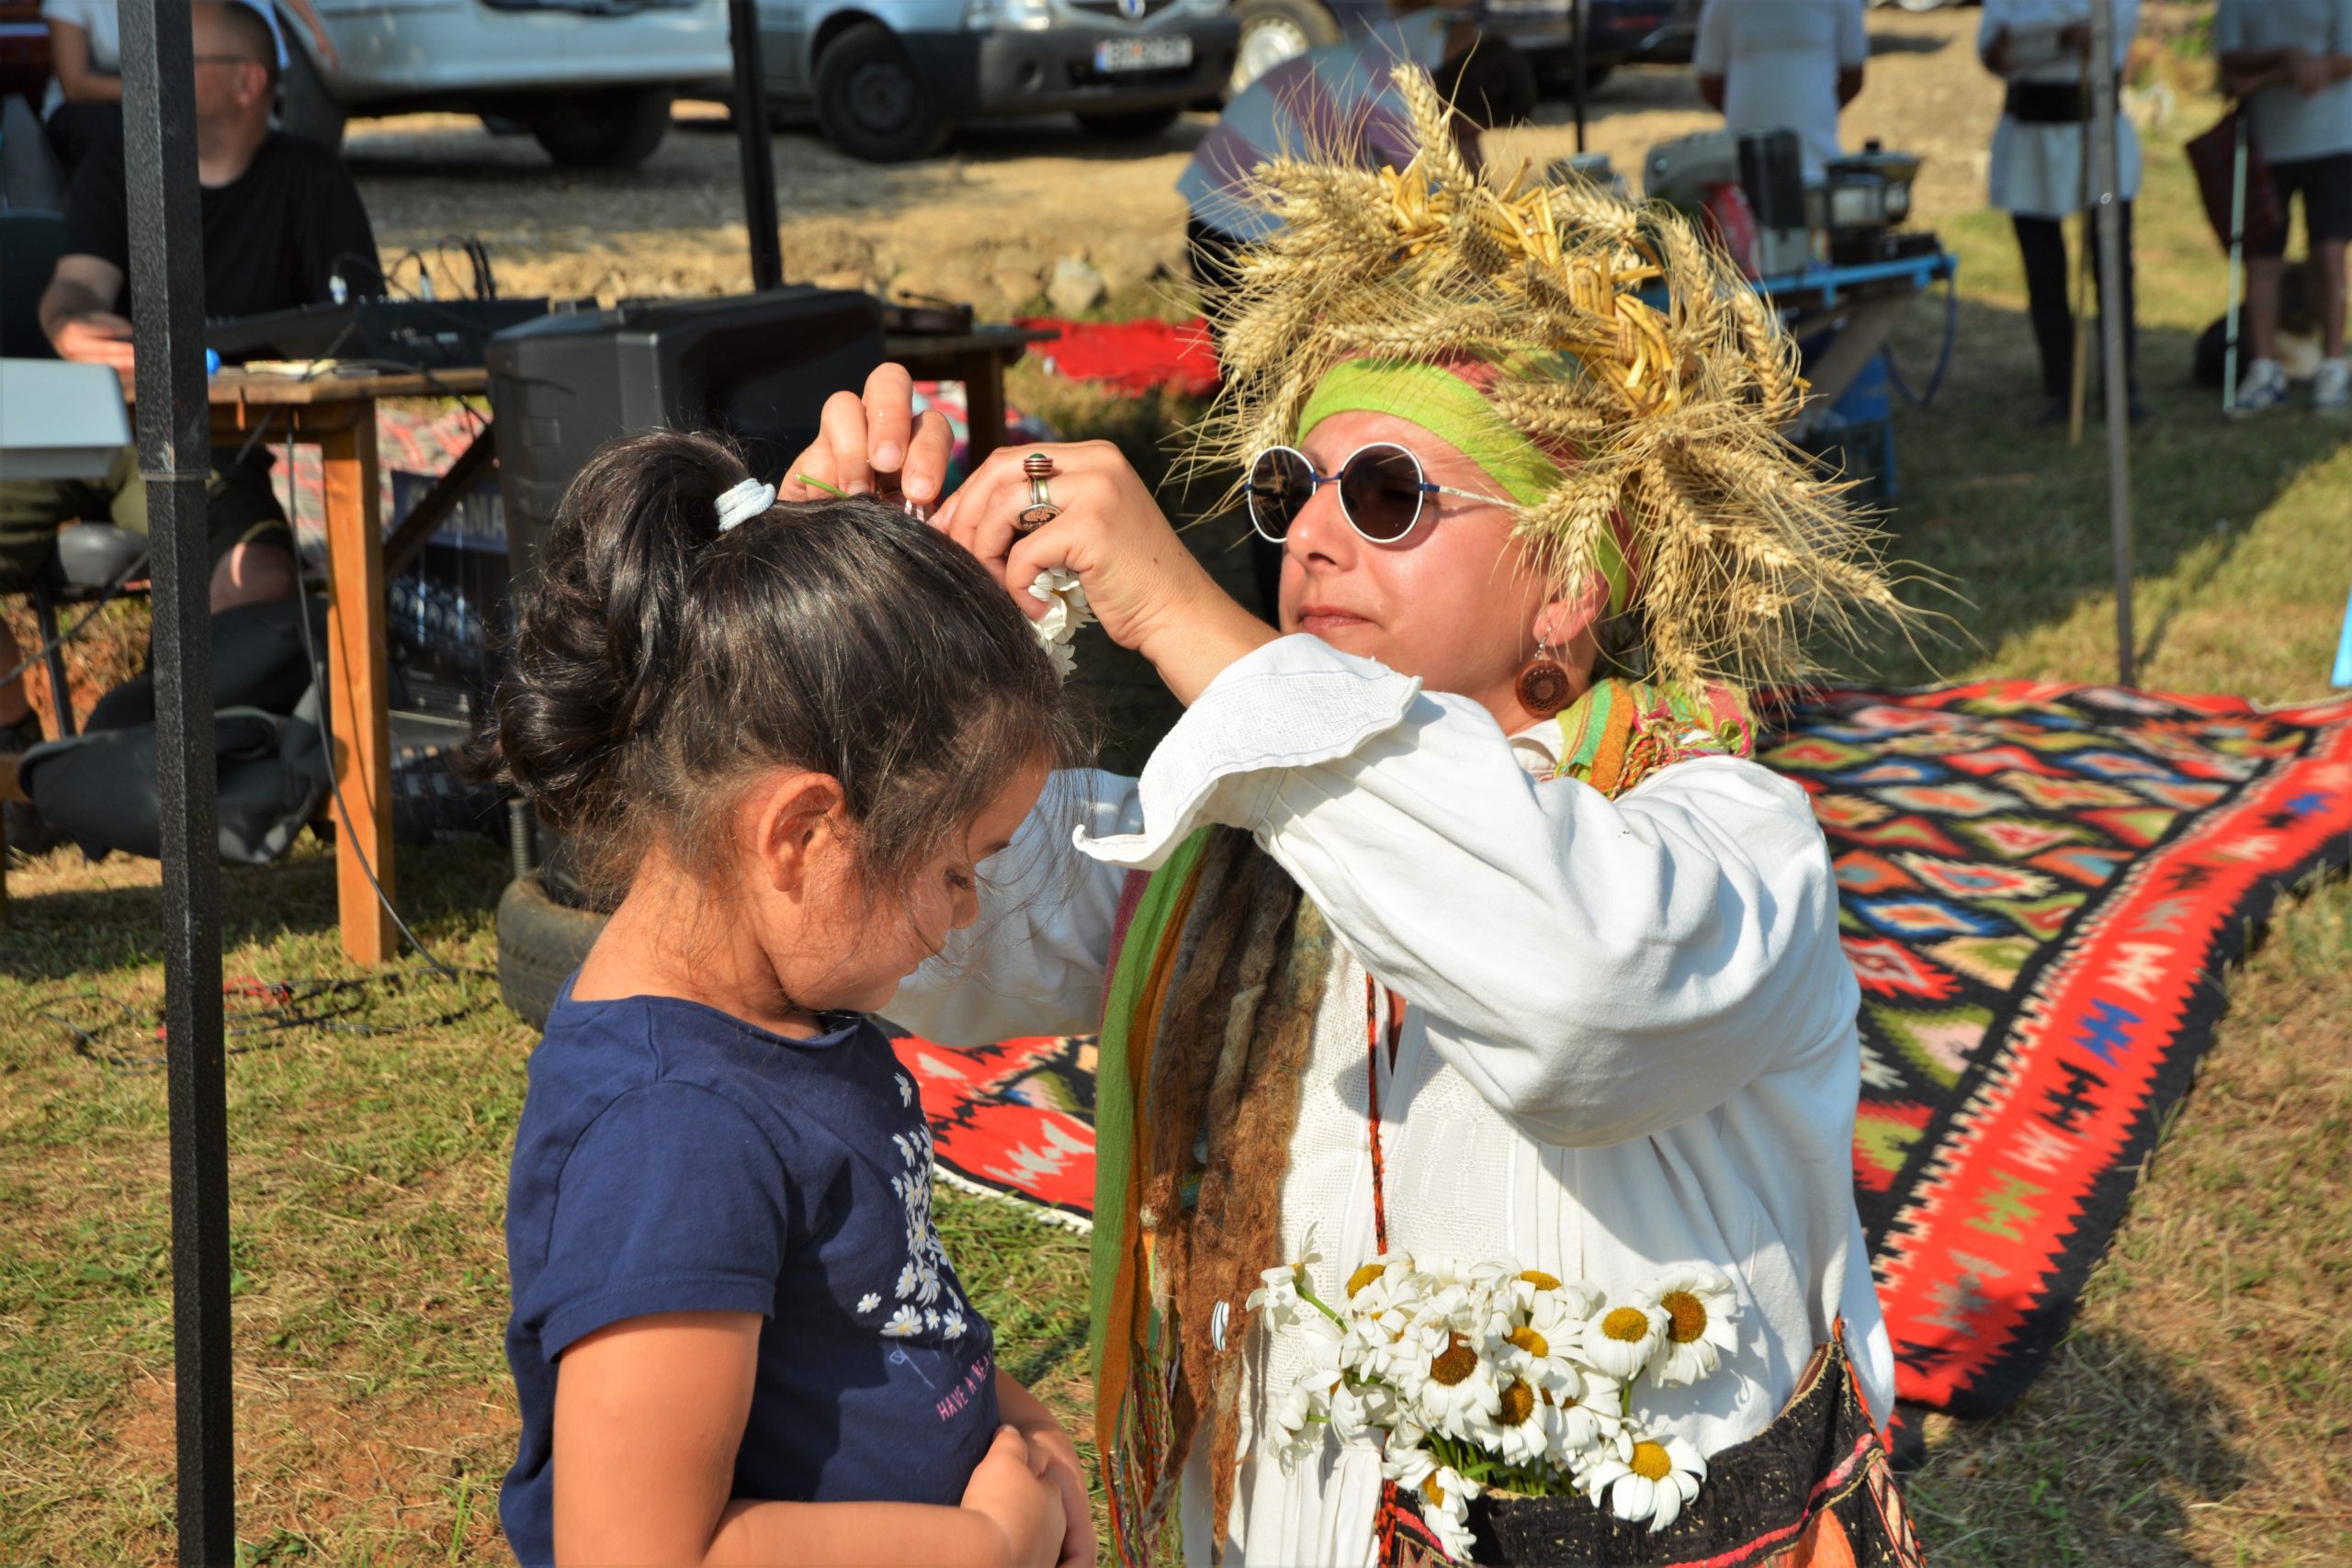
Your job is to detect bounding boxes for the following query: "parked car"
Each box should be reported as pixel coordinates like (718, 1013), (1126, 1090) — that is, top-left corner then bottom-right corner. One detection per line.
(749, 0), (1239, 163)
(1228, 0), (1695, 96)
(278, 0), (734, 166)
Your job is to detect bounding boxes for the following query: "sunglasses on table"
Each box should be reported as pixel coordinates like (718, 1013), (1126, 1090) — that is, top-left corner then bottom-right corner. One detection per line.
(1245, 443), (1494, 545)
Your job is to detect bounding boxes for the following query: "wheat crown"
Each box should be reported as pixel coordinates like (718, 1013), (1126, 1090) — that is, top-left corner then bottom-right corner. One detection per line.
(1192, 65), (1917, 693)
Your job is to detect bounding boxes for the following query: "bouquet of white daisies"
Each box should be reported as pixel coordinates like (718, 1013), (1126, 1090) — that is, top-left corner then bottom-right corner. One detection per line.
(1248, 1230), (1740, 1561)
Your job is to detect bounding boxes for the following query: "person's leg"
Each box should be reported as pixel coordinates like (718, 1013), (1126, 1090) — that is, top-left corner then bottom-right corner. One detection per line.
(0, 474), (88, 728)
(2315, 242), (2348, 358)
(2247, 254), (2287, 365)
(2309, 156), (2352, 410)
(2237, 169), (2300, 412)
(2011, 214), (2074, 404)
(112, 449), (300, 614)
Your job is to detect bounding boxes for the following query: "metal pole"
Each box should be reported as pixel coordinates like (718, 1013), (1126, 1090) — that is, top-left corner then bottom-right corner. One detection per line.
(2224, 111), (2248, 415)
(119, 0), (232, 1561)
(2086, 0), (2134, 684)
(1572, 0), (1587, 154)
(729, 0), (784, 290)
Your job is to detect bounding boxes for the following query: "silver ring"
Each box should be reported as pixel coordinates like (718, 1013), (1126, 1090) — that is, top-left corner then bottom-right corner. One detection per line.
(1016, 451), (1062, 532)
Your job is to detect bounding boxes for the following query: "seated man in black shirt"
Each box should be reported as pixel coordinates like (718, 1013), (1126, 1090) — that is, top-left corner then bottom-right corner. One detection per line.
(0, 0), (380, 826)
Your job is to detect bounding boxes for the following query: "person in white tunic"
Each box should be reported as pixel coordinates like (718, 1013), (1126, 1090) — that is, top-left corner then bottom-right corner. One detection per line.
(1695, 0), (1869, 182)
(785, 69), (1924, 1568)
(1978, 0), (2146, 425)
(2214, 0), (2352, 414)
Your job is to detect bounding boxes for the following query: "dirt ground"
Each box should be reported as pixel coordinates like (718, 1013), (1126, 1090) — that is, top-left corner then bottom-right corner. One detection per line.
(345, 5), (2184, 320)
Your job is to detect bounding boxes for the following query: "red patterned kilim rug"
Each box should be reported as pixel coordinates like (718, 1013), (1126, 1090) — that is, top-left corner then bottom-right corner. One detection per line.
(888, 681), (2352, 1416)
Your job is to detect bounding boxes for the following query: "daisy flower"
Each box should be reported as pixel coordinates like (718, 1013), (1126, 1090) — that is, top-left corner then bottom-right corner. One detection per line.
(855, 1292), (881, 1314)
(880, 1304), (924, 1337)
(1245, 1223), (1326, 1324)
(1409, 1330), (1503, 1440)
(1493, 1289), (1592, 1402)
(1636, 1267), (1739, 1387)
(1581, 1296), (1668, 1382)
(1546, 1373), (1624, 1460)
(1583, 1424), (1706, 1532)
(1487, 1375), (1558, 1466)
(1384, 1444), (1480, 1562)
(1266, 1377), (1320, 1475)
(1329, 1376), (1396, 1445)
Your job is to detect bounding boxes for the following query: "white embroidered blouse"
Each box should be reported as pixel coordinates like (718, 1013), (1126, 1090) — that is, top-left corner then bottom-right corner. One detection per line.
(888, 635), (1896, 1567)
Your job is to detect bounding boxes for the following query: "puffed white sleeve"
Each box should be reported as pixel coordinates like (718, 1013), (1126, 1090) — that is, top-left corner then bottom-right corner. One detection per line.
(883, 768), (1140, 1046)
(1078, 636), (1854, 1147)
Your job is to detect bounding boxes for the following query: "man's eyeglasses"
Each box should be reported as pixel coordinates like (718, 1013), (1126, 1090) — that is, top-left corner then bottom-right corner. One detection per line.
(1244, 442), (1493, 545)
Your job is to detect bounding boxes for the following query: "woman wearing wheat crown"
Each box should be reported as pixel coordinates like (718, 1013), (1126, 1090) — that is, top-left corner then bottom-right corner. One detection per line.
(786, 67), (1926, 1568)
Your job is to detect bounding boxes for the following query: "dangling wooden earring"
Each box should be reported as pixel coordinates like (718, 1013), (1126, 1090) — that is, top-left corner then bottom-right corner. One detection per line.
(1515, 639), (1572, 718)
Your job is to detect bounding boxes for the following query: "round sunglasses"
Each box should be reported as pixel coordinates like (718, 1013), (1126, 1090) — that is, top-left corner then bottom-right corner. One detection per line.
(1245, 443), (1493, 545)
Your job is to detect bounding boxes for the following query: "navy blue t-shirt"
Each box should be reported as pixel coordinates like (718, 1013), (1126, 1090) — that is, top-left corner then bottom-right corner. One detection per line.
(499, 985), (999, 1565)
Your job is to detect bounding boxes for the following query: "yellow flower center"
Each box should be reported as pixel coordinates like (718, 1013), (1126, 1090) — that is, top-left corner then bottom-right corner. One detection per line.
(1602, 1306), (1653, 1343)
(1347, 1263), (1386, 1298)
(1630, 1440), (1674, 1482)
(1661, 1290), (1708, 1345)
(1498, 1378), (1535, 1427)
(1518, 1269), (1562, 1291)
(1507, 1325), (1549, 1359)
(1424, 1475), (1447, 1508)
(1430, 1332), (1478, 1387)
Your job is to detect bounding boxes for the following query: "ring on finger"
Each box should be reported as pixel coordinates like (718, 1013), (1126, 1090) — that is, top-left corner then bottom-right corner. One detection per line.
(1016, 451), (1063, 532)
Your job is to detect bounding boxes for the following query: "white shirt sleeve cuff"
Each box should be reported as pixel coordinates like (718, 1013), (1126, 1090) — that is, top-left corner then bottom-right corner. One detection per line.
(1075, 635), (1421, 870)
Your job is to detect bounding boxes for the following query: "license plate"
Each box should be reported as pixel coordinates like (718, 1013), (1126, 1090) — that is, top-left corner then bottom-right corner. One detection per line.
(1094, 35), (1192, 73)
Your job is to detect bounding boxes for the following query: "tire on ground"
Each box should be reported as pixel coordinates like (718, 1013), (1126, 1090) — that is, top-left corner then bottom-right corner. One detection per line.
(1076, 106), (1184, 140)
(496, 872), (608, 1031)
(1229, 0), (1340, 95)
(814, 22), (951, 164)
(530, 87), (676, 168)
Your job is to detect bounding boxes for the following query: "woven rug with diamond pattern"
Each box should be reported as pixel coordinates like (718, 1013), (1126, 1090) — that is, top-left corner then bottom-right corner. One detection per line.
(888, 681), (2352, 1417)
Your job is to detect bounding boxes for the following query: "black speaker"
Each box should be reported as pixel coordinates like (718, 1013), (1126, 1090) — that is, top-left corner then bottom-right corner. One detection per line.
(1736, 130), (1805, 231)
(485, 288), (888, 588)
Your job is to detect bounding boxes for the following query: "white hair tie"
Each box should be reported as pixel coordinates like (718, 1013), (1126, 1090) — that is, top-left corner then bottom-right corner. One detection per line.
(715, 477), (777, 533)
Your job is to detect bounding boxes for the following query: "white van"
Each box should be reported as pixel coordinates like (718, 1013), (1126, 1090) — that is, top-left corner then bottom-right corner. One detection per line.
(752, 0), (1238, 162)
(279, 0), (733, 166)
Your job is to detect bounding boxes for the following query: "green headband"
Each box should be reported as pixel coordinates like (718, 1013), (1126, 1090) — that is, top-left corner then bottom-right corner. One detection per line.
(1296, 359), (1631, 616)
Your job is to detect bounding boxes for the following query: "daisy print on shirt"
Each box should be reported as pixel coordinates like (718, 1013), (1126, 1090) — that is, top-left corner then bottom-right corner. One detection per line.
(873, 1070), (972, 1341)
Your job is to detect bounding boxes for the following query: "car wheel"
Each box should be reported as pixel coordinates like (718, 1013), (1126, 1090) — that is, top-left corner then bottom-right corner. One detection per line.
(530, 88), (675, 168)
(1229, 0), (1340, 95)
(277, 40), (345, 152)
(1075, 106), (1184, 140)
(495, 873), (607, 1031)
(814, 21), (950, 164)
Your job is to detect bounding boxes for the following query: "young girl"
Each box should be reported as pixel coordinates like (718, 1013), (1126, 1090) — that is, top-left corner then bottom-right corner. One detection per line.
(486, 431), (1091, 1568)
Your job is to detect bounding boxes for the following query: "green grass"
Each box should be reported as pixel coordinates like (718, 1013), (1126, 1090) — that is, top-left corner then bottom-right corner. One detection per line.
(4, 101), (2351, 1567)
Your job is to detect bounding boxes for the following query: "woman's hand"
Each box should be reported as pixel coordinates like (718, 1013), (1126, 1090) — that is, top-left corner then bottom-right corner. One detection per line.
(961, 1424), (1069, 1568)
(779, 362), (957, 512)
(930, 441), (1275, 705)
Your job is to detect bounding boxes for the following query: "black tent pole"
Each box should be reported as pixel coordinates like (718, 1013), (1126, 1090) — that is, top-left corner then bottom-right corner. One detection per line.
(2087, 0), (2135, 683)
(1572, 0), (1587, 154)
(729, 0), (784, 290)
(119, 0), (233, 1561)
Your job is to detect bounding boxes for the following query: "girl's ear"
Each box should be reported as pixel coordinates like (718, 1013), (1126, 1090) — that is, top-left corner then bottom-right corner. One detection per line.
(745, 771), (847, 897)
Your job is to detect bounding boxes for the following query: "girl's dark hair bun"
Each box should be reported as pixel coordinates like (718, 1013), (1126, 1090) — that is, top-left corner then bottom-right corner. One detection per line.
(482, 429), (1076, 897)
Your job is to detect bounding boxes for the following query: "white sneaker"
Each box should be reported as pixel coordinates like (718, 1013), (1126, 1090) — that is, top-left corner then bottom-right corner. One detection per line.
(2233, 357), (2290, 416)
(2314, 357), (2349, 413)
